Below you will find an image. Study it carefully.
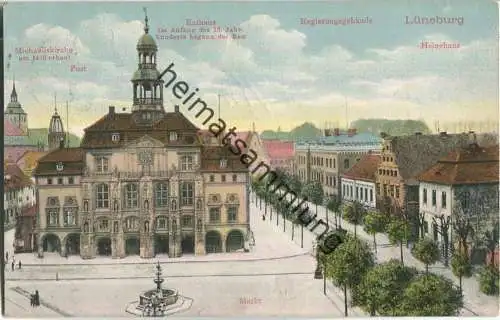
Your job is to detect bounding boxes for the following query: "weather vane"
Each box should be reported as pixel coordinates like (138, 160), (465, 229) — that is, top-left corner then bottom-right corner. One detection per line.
(143, 7), (149, 33)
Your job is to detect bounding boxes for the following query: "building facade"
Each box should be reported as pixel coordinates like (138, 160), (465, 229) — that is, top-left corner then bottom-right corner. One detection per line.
(341, 153), (380, 209)
(294, 129), (382, 197)
(34, 14), (250, 259)
(417, 143), (499, 261)
(4, 163), (35, 230)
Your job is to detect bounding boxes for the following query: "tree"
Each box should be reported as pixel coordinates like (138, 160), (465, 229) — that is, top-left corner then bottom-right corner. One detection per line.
(451, 251), (472, 294)
(478, 221), (499, 267)
(354, 259), (418, 316)
(363, 211), (387, 253)
(479, 265), (499, 296)
(343, 201), (366, 237)
(323, 235), (375, 316)
(387, 218), (411, 265)
(395, 273), (463, 316)
(453, 214), (474, 256)
(309, 180), (324, 214)
(411, 238), (440, 274)
(326, 195), (342, 227)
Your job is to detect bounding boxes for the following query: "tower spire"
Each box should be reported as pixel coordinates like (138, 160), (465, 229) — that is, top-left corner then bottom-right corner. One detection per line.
(10, 74), (17, 102)
(143, 7), (149, 34)
(54, 93), (58, 114)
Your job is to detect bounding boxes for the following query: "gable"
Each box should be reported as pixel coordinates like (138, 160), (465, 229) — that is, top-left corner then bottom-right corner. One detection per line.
(124, 135), (165, 149)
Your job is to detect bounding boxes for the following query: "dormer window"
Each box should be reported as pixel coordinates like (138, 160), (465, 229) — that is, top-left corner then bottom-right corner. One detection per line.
(56, 162), (64, 172)
(220, 159), (227, 168)
(169, 132), (177, 141)
(111, 133), (120, 142)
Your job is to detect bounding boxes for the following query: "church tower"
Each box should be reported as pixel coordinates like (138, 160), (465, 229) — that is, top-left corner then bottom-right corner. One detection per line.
(48, 104), (66, 151)
(5, 81), (28, 134)
(131, 10), (165, 125)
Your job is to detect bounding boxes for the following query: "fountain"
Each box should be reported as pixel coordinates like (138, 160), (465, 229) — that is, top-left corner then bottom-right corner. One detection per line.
(126, 262), (192, 316)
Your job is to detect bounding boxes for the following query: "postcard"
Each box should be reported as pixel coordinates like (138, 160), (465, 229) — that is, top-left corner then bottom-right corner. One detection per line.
(2, 0), (499, 318)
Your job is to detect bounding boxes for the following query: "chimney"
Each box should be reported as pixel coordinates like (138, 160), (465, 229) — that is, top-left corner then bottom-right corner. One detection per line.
(415, 132), (422, 136)
(347, 128), (357, 137)
(174, 105), (180, 113)
(439, 131), (447, 136)
(334, 128), (340, 136)
(108, 106), (115, 114)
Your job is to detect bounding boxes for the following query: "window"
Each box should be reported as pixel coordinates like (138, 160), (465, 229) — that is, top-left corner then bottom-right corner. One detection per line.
(209, 208), (220, 223)
(156, 218), (167, 229)
(169, 132), (177, 141)
(344, 159), (349, 169)
(125, 184), (139, 208)
(232, 174), (237, 182)
(68, 177), (74, 184)
(63, 209), (75, 226)
(181, 182), (194, 206)
(95, 157), (109, 172)
(370, 189), (373, 202)
(356, 187), (359, 199)
(423, 188), (427, 204)
(220, 159), (227, 168)
(181, 215), (193, 227)
(441, 192), (447, 209)
(221, 175), (226, 182)
(209, 175), (215, 182)
(350, 186), (353, 197)
(333, 159), (336, 168)
(96, 184), (109, 208)
(111, 133), (120, 142)
(47, 210), (58, 226)
(431, 190), (437, 206)
(180, 155), (194, 170)
(155, 183), (168, 207)
(99, 219), (109, 232)
(47, 178), (53, 185)
(364, 188), (368, 201)
(57, 178), (63, 185)
(395, 186), (400, 198)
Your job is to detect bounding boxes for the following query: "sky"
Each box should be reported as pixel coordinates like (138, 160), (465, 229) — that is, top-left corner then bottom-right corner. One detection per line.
(3, 0), (499, 137)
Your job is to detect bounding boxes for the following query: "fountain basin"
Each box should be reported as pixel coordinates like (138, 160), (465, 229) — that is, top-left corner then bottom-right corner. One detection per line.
(139, 289), (178, 307)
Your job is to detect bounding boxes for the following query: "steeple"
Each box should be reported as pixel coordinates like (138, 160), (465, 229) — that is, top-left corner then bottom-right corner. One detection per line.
(131, 9), (165, 125)
(5, 78), (28, 133)
(48, 95), (65, 151)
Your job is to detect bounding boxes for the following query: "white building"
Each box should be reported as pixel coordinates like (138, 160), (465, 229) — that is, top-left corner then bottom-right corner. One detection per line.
(417, 143), (499, 246)
(340, 153), (381, 209)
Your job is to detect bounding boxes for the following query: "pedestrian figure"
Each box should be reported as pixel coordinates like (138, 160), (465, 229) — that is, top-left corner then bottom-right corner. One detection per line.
(5, 252), (8, 261)
(18, 261), (21, 269)
(35, 290), (40, 306)
(11, 261), (14, 271)
(30, 294), (35, 307)
(262, 214), (265, 221)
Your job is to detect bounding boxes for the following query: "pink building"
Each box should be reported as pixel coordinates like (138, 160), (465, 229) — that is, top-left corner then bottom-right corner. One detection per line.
(262, 140), (295, 173)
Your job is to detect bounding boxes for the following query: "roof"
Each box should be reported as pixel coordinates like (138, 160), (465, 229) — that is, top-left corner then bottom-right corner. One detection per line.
(236, 131), (251, 143)
(4, 163), (32, 190)
(201, 146), (248, 172)
(81, 111), (200, 148)
(389, 133), (472, 181)
(297, 132), (381, 146)
(27, 128), (81, 148)
(4, 135), (37, 146)
(263, 140), (294, 160)
(417, 144), (499, 185)
(4, 119), (24, 136)
(342, 153), (381, 182)
(34, 147), (85, 176)
(16, 150), (48, 171)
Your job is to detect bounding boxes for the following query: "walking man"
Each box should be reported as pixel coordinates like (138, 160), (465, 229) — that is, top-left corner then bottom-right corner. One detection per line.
(34, 290), (40, 307)
(11, 261), (14, 271)
(5, 252), (8, 261)
(18, 260), (21, 269)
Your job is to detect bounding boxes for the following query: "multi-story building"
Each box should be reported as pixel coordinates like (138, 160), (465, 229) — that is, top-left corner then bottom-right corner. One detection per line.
(341, 152), (381, 209)
(34, 14), (249, 259)
(417, 142), (499, 255)
(262, 140), (294, 174)
(294, 128), (382, 197)
(4, 163), (35, 229)
(375, 131), (497, 215)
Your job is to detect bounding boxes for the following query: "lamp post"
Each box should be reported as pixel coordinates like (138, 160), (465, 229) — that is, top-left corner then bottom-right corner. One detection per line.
(432, 214), (451, 267)
(172, 220), (177, 258)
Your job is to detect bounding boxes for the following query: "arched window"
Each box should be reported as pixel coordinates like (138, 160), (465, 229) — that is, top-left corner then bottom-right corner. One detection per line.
(125, 184), (138, 208)
(96, 184), (109, 208)
(155, 183), (168, 207)
(343, 159), (350, 169)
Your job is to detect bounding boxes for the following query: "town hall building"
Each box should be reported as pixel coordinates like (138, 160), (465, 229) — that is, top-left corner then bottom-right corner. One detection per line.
(34, 14), (250, 259)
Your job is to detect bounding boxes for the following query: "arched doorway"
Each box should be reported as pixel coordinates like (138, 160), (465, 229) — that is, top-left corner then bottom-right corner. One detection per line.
(226, 230), (245, 252)
(65, 233), (80, 255)
(42, 234), (61, 253)
(126, 237), (140, 255)
(205, 231), (222, 253)
(181, 235), (195, 254)
(97, 237), (112, 256)
(155, 235), (169, 255)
